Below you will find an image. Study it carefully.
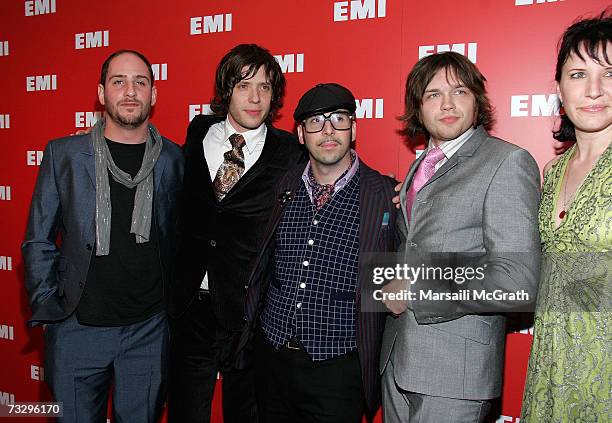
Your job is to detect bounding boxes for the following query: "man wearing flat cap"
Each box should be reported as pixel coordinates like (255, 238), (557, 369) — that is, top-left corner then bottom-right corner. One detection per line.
(236, 83), (398, 422)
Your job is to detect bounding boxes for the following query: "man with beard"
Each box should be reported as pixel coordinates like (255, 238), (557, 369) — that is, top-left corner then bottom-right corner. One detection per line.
(168, 44), (304, 423)
(236, 83), (398, 422)
(22, 50), (183, 422)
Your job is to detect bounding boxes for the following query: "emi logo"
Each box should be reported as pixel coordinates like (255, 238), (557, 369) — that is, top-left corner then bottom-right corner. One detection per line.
(27, 150), (44, 166)
(0, 41), (8, 56)
(75, 112), (102, 128)
(75, 30), (110, 49)
(152, 64), (168, 81)
(0, 114), (9, 129)
(0, 324), (14, 340)
(516, 0), (563, 5)
(0, 256), (12, 271)
(0, 186), (11, 201)
(511, 94), (559, 117)
(190, 14), (232, 35)
(0, 391), (15, 405)
(334, 0), (386, 21)
(419, 43), (477, 63)
(274, 54), (304, 73)
(31, 365), (45, 381)
(188, 104), (212, 122)
(496, 416), (520, 423)
(25, 0), (56, 16)
(26, 75), (57, 92)
(355, 99), (384, 119)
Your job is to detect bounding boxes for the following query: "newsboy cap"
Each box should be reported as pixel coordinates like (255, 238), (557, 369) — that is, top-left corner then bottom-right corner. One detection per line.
(293, 83), (356, 121)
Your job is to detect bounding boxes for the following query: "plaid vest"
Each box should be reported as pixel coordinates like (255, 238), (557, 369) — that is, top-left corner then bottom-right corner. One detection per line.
(261, 171), (360, 360)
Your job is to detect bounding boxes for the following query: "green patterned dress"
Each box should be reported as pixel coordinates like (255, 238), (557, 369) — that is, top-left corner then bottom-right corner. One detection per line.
(521, 144), (611, 422)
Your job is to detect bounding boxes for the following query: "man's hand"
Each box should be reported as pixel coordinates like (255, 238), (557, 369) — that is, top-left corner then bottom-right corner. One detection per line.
(392, 182), (402, 209)
(382, 278), (410, 315)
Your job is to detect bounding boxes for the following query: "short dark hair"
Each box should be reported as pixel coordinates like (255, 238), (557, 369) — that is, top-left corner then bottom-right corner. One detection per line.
(99, 50), (154, 86)
(210, 44), (285, 123)
(400, 51), (495, 138)
(553, 8), (612, 142)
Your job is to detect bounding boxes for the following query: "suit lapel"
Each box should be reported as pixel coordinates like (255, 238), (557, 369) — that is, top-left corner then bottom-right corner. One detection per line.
(400, 152), (425, 226)
(154, 143), (168, 195)
(359, 163), (385, 258)
(79, 135), (96, 188)
(417, 126), (487, 192)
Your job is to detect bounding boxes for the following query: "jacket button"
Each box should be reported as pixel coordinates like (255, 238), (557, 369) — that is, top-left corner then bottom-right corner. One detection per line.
(79, 282), (84, 288)
(210, 240), (216, 247)
(86, 244), (92, 251)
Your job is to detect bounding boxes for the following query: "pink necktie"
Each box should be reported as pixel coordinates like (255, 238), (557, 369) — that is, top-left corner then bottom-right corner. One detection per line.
(405, 147), (445, 222)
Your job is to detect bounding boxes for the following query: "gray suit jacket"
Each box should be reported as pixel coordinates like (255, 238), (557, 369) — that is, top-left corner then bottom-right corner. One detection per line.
(380, 126), (541, 400)
(22, 133), (184, 326)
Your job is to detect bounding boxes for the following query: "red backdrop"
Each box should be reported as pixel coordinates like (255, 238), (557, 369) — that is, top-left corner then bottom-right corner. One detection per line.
(0, 1), (608, 422)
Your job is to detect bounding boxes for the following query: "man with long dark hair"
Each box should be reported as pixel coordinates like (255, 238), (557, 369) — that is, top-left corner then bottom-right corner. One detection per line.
(168, 43), (304, 423)
(380, 52), (541, 422)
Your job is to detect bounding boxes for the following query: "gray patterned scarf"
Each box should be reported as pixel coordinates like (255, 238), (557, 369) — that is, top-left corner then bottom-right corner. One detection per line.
(92, 119), (163, 256)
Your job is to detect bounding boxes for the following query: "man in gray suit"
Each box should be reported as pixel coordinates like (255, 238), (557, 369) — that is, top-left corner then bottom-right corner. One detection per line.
(22, 50), (183, 422)
(380, 52), (540, 422)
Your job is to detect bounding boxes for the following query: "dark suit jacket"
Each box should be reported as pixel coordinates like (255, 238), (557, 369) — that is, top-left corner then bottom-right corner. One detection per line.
(22, 133), (184, 326)
(237, 160), (398, 411)
(169, 115), (305, 331)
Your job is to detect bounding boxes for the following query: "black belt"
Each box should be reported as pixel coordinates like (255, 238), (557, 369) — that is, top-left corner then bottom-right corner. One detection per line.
(283, 336), (303, 351)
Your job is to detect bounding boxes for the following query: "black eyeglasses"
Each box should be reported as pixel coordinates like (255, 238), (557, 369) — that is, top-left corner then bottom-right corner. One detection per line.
(302, 111), (354, 133)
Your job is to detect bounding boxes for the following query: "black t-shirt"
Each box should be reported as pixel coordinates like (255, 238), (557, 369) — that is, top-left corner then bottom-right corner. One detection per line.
(76, 138), (163, 326)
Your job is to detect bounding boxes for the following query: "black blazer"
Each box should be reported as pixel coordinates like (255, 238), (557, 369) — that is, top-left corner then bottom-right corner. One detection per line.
(236, 160), (398, 412)
(169, 115), (305, 331)
(22, 134), (184, 326)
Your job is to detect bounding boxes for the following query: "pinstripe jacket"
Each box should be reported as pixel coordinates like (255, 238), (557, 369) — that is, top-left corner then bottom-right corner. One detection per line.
(236, 159), (398, 412)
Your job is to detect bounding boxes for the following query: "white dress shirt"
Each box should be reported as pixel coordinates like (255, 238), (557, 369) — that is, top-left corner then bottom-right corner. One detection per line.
(200, 118), (268, 290)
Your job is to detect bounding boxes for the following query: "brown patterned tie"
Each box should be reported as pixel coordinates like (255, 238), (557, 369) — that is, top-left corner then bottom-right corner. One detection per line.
(212, 133), (246, 201)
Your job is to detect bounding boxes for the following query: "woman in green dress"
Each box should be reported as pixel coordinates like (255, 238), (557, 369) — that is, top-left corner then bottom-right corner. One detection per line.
(521, 11), (611, 423)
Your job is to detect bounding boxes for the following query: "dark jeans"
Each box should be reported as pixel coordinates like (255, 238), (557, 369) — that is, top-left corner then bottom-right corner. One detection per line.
(44, 312), (168, 423)
(168, 292), (258, 423)
(255, 332), (365, 423)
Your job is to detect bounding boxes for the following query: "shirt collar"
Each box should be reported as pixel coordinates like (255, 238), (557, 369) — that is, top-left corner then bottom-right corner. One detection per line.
(302, 149), (360, 199)
(224, 118), (267, 154)
(427, 126), (476, 159)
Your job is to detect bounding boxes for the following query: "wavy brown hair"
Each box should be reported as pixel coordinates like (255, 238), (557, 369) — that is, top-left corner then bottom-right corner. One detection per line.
(400, 52), (495, 138)
(210, 44), (285, 124)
